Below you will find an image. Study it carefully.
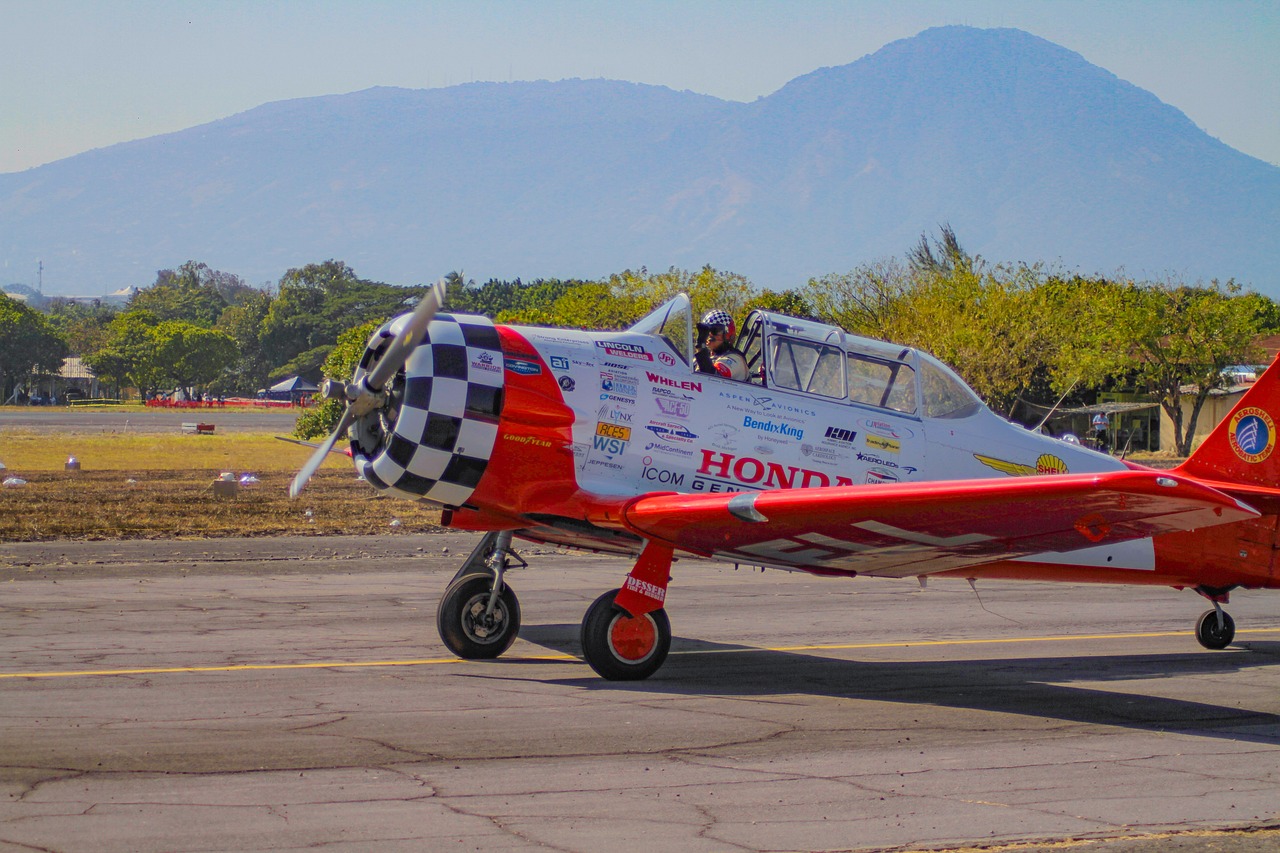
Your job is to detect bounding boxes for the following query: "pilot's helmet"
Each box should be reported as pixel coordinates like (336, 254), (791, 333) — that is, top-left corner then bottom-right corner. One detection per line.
(698, 309), (736, 340)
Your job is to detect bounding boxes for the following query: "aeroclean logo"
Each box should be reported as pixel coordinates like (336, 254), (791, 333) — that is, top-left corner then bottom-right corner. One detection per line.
(1229, 406), (1275, 464)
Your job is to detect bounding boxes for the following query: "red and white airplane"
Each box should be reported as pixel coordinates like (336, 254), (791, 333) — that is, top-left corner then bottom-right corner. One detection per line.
(291, 284), (1280, 680)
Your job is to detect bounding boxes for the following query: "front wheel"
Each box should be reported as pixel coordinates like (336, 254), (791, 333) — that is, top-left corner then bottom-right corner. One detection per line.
(1195, 608), (1235, 650)
(580, 589), (671, 681)
(437, 573), (521, 659)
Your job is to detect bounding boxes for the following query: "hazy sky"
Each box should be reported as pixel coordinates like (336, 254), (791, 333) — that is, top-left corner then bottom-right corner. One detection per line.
(3, 0), (1278, 174)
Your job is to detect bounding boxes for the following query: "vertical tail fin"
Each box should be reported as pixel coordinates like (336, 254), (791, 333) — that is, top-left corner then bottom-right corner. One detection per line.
(1177, 357), (1280, 487)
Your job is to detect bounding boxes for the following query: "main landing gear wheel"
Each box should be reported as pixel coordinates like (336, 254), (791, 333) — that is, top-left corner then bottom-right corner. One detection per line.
(580, 589), (671, 681)
(1195, 608), (1236, 650)
(437, 572), (521, 659)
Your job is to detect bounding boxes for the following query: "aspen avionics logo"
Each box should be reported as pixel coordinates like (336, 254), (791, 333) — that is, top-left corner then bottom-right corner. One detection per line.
(1228, 407), (1276, 464)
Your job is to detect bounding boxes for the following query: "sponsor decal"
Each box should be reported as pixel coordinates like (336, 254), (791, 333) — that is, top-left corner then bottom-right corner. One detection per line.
(646, 372), (701, 392)
(753, 445), (776, 456)
(549, 355), (570, 370)
(645, 422), (697, 442)
(623, 574), (667, 603)
(470, 352), (501, 373)
(864, 434), (900, 453)
(602, 360), (639, 371)
(596, 422), (632, 441)
(644, 441), (696, 458)
(860, 418), (915, 440)
(697, 449), (855, 489)
(743, 415), (803, 440)
(865, 468), (898, 484)
(708, 423), (741, 449)
(596, 341), (653, 361)
(800, 442), (844, 464)
(824, 426), (858, 444)
(503, 434), (551, 448)
(1229, 407), (1276, 464)
(641, 464), (686, 486)
(558, 375), (576, 392)
(855, 451), (918, 475)
(716, 390), (817, 417)
(504, 357), (542, 376)
(658, 352), (676, 366)
(599, 393), (636, 405)
(654, 397), (690, 418)
(600, 372), (638, 397)
(586, 457), (625, 471)
(651, 385), (695, 400)
(974, 453), (1069, 476)
(597, 404), (633, 424)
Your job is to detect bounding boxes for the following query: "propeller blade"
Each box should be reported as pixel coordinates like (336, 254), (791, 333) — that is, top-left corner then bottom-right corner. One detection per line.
(365, 278), (448, 391)
(289, 406), (356, 499)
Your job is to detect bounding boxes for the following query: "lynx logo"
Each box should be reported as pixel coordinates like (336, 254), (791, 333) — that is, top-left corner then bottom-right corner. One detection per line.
(596, 341), (653, 361)
(825, 426), (857, 443)
(549, 356), (570, 370)
(598, 404), (633, 424)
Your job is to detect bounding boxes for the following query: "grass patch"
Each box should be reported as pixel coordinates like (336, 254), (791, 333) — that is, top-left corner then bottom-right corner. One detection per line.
(0, 470), (444, 541)
(0, 430), (334, 472)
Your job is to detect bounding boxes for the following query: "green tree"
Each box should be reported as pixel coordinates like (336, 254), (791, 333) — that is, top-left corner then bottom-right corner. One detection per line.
(129, 261), (237, 327)
(0, 296), (67, 401)
(259, 261), (426, 378)
(152, 321), (239, 397)
(1109, 281), (1264, 455)
(293, 320), (380, 439)
(214, 290), (273, 395)
(84, 310), (163, 397)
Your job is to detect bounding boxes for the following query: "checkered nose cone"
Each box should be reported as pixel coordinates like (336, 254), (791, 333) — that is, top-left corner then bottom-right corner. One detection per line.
(355, 313), (505, 506)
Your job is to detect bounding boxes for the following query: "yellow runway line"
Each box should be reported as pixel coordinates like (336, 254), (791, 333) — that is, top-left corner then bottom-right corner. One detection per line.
(4, 628), (1279, 680)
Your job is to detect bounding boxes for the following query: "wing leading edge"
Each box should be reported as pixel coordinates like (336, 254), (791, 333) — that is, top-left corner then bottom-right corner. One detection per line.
(616, 471), (1258, 578)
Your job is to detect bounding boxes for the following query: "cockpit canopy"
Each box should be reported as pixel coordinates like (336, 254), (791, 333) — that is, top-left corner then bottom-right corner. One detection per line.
(628, 294), (983, 420)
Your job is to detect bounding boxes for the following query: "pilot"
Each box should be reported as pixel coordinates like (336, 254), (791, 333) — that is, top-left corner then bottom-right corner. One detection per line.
(695, 310), (748, 381)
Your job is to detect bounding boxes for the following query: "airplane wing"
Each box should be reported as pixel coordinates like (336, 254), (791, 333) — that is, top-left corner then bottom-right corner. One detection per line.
(617, 470), (1258, 578)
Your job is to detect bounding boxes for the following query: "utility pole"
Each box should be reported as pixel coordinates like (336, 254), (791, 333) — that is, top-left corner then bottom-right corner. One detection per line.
(36, 260), (43, 295)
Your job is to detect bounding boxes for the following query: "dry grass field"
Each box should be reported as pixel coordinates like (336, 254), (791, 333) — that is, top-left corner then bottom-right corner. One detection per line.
(0, 430), (444, 541)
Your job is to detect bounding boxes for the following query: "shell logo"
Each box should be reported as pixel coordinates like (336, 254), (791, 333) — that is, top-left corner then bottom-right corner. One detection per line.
(1036, 454), (1069, 475)
(1228, 407), (1276, 464)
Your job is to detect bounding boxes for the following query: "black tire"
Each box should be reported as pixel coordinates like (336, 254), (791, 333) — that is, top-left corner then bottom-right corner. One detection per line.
(580, 589), (671, 681)
(1195, 608), (1236, 650)
(437, 573), (520, 659)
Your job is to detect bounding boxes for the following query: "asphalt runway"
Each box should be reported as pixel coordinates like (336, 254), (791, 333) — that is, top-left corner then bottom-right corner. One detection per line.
(3, 534), (1279, 852)
(0, 407), (301, 434)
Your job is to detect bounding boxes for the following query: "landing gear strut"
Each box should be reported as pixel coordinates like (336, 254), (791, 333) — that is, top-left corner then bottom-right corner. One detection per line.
(1193, 586), (1237, 650)
(436, 531), (524, 659)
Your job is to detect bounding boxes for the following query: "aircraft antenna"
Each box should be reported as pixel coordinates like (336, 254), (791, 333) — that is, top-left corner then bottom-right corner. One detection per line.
(966, 578), (1025, 625)
(1032, 378), (1079, 432)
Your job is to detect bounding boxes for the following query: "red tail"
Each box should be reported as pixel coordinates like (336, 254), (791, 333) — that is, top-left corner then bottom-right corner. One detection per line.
(1177, 357), (1280, 487)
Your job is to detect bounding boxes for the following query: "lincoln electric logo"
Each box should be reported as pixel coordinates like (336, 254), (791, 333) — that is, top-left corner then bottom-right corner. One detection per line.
(596, 341), (653, 361)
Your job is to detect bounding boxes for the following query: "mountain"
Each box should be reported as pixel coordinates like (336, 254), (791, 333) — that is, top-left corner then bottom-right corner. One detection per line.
(2, 26), (1277, 298)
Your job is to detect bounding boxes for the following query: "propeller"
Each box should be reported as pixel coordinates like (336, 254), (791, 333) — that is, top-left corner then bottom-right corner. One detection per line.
(289, 278), (448, 498)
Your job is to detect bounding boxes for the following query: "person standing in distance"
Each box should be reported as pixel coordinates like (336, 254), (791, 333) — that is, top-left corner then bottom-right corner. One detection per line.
(695, 310), (748, 381)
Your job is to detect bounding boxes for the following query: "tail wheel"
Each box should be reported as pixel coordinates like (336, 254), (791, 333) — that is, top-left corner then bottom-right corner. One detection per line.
(437, 573), (521, 659)
(1195, 609), (1235, 650)
(580, 589), (671, 681)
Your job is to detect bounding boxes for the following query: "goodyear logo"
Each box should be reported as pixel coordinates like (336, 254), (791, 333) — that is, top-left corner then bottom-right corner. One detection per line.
(1229, 406), (1276, 464)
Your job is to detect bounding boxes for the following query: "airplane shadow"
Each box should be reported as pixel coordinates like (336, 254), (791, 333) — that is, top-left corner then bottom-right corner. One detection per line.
(514, 623), (1280, 746)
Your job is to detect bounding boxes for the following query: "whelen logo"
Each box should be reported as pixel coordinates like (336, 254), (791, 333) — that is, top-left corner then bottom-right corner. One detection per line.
(697, 450), (854, 489)
(646, 372), (701, 392)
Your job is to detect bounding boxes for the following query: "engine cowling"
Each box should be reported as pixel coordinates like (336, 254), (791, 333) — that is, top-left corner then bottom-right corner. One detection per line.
(349, 312), (505, 506)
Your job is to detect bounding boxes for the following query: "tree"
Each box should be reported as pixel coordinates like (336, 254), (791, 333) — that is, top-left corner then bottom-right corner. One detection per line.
(1109, 281), (1264, 455)
(214, 290), (273, 395)
(83, 310), (163, 397)
(293, 320), (380, 439)
(0, 296), (67, 401)
(151, 321), (238, 396)
(129, 261), (236, 327)
(259, 261), (426, 377)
